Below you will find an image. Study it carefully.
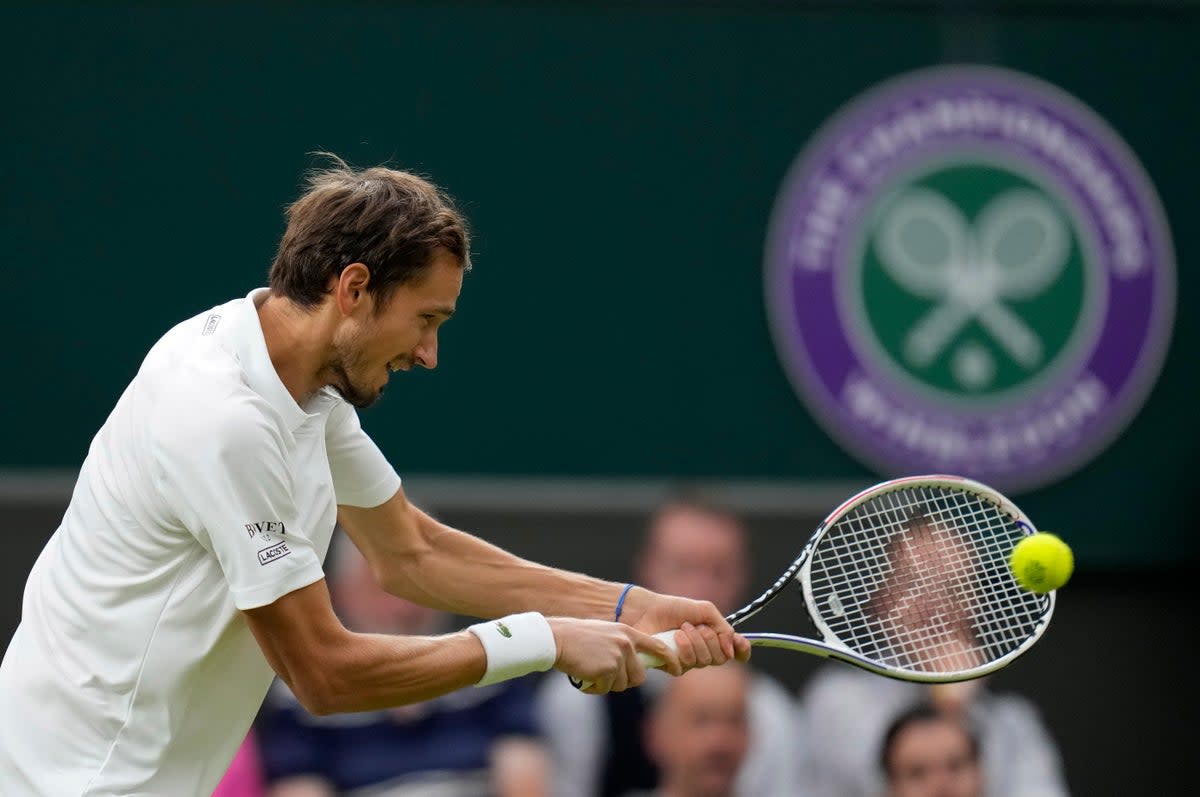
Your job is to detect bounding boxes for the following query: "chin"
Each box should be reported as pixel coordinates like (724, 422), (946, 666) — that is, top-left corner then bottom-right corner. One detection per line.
(360, 387), (385, 409)
(333, 381), (384, 410)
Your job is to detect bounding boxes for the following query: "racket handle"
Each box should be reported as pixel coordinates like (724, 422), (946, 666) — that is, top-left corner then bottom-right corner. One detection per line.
(573, 630), (679, 691)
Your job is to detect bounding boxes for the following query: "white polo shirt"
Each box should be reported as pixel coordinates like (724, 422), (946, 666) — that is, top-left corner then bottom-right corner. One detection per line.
(0, 289), (402, 796)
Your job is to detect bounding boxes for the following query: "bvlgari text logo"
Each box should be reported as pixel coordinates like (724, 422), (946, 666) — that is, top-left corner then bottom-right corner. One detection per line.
(245, 521), (287, 539)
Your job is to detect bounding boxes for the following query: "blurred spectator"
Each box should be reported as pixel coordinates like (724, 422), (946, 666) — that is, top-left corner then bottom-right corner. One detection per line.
(798, 665), (1068, 797)
(881, 704), (982, 797)
(212, 732), (267, 797)
(625, 664), (752, 797)
(537, 495), (801, 797)
(866, 510), (981, 674)
(255, 531), (549, 797)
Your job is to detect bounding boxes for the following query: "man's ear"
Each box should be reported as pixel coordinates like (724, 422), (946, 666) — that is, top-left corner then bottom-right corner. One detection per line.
(334, 263), (372, 315)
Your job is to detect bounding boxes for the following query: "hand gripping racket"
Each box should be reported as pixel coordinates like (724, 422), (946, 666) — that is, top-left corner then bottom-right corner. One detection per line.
(582, 474), (1055, 688)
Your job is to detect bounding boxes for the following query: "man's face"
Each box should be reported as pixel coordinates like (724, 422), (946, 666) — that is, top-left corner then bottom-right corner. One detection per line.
(647, 666), (750, 797)
(326, 248), (462, 408)
(639, 506), (747, 614)
(887, 718), (982, 797)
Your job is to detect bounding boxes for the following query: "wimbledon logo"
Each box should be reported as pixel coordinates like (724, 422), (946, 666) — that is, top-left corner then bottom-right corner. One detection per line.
(765, 66), (1175, 491)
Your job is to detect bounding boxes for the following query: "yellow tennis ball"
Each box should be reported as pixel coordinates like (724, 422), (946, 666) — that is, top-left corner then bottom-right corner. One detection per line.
(1010, 533), (1074, 593)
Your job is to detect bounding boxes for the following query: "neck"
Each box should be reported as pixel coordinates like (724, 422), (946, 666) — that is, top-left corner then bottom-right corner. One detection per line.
(256, 293), (335, 404)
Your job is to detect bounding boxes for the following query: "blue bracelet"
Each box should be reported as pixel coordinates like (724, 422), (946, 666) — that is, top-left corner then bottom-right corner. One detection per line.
(614, 583), (636, 622)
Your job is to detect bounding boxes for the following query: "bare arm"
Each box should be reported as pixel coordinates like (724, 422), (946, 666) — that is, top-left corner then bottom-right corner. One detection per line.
(244, 573), (685, 710)
(338, 489), (625, 621)
(242, 579), (484, 714)
(337, 488), (750, 669)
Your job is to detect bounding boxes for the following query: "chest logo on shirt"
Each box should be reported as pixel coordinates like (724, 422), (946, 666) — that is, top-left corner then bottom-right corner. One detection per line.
(257, 541), (292, 566)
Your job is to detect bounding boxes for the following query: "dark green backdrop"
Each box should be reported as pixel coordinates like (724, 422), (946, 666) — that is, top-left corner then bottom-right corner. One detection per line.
(2, 1), (1197, 564)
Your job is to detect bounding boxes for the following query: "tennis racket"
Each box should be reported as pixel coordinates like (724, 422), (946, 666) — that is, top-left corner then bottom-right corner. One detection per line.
(581, 474), (1056, 688)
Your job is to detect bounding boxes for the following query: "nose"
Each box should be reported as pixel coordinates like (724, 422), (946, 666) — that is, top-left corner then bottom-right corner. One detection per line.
(414, 334), (438, 370)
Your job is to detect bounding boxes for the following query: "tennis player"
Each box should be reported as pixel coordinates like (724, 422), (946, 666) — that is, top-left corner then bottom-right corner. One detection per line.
(0, 158), (749, 797)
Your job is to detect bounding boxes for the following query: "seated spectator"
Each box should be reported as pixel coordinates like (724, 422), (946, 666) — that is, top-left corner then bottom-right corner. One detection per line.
(798, 665), (1068, 797)
(625, 664), (751, 797)
(255, 531), (548, 797)
(537, 494), (800, 797)
(881, 704), (982, 797)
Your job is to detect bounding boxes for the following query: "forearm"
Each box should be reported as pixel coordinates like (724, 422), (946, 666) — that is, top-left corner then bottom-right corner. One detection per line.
(336, 492), (750, 677)
(383, 513), (624, 621)
(320, 630), (487, 713)
(254, 613), (485, 715)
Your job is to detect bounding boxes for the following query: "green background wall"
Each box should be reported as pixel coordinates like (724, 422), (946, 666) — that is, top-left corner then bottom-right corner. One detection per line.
(2, 1), (1196, 564)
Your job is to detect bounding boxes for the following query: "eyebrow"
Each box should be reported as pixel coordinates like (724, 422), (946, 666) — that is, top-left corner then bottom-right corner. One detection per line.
(426, 305), (456, 318)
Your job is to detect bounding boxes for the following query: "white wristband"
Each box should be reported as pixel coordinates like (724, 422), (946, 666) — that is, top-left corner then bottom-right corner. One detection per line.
(467, 611), (558, 687)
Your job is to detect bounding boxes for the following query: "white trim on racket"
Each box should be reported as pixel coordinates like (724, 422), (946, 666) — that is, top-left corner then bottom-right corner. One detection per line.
(576, 474), (1056, 690)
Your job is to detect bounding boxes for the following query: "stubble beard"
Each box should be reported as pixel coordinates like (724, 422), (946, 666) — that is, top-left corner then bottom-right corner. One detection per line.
(330, 362), (382, 409)
(327, 333), (383, 409)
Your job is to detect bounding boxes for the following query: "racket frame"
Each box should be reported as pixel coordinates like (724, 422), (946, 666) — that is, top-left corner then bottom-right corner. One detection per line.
(729, 474), (1055, 683)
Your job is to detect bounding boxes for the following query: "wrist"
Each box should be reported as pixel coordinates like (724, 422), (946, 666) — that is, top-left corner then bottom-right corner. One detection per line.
(614, 583), (636, 622)
(614, 585), (654, 626)
(467, 612), (557, 687)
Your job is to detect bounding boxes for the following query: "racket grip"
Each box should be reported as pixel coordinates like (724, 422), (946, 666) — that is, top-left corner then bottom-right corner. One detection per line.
(573, 630), (679, 691)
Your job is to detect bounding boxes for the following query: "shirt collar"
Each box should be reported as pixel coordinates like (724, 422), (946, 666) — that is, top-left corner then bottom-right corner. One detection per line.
(225, 288), (322, 432)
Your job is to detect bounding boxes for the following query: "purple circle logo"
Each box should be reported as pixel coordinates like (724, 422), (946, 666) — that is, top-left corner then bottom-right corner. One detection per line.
(765, 66), (1175, 492)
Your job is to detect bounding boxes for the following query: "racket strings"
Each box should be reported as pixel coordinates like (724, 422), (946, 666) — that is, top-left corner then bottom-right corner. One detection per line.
(806, 485), (1046, 675)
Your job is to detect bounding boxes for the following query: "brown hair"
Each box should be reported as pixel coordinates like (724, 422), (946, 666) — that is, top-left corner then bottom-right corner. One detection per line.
(269, 153), (471, 310)
(650, 486), (746, 535)
(879, 703), (979, 776)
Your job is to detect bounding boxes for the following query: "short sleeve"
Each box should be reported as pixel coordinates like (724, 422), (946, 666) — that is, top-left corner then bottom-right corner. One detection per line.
(156, 394), (327, 610)
(325, 401), (402, 508)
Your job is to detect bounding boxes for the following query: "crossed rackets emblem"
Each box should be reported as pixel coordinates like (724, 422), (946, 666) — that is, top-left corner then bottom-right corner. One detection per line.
(874, 188), (1070, 388)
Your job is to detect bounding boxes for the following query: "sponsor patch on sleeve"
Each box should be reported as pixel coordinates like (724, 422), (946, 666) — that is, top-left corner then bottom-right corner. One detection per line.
(257, 541), (292, 566)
